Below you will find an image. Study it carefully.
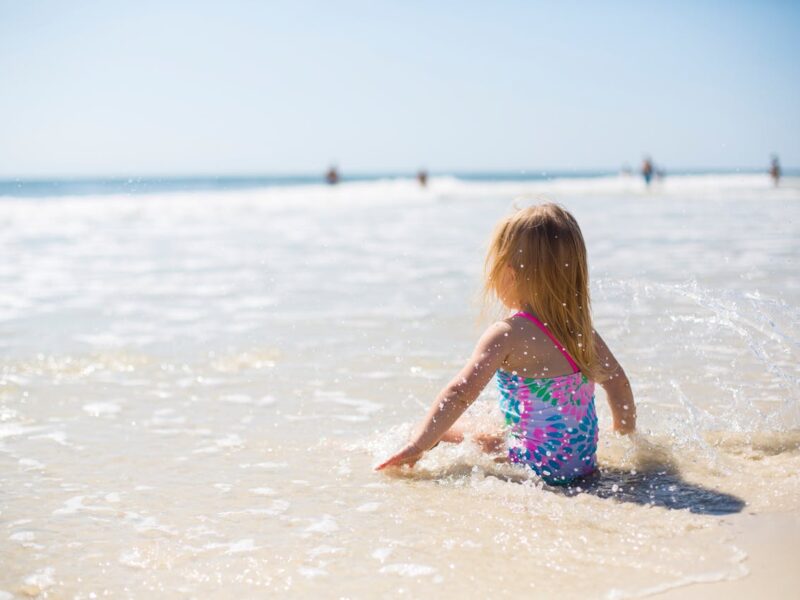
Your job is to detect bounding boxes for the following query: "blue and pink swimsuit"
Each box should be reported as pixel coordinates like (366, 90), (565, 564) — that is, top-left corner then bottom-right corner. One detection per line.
(497, 312), (599, 485)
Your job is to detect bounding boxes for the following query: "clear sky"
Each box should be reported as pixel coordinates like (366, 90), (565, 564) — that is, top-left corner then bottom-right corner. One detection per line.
(1, 1), (798, 177)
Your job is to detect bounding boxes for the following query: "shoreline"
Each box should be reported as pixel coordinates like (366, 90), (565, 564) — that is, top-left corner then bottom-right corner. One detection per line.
(650, 511), (800, 599)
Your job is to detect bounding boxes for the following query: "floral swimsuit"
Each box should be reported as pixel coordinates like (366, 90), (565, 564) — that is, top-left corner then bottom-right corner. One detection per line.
(497, 312), (598, 485)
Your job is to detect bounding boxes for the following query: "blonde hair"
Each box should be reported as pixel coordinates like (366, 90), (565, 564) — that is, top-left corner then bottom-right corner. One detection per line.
(484, 203), (600, 379)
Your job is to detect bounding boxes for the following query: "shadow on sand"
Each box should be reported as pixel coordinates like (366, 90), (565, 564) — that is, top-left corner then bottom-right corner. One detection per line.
(557, 467), (746, 516)
(389, 462), (745, 516)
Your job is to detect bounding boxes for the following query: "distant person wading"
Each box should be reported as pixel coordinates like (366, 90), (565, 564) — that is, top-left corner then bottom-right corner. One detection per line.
(641, 157), (654, 186)
(770, 155), (781, 187)
(325, 165), (340, 185)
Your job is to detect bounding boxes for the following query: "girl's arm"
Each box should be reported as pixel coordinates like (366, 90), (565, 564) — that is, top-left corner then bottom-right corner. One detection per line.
(594, 332), (636, 434)
(375, 321), (513, 470)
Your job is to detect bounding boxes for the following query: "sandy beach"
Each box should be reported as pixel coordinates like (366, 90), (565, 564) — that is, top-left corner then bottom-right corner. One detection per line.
(1, 173), (798, 598)
(655, 512), (800, 599)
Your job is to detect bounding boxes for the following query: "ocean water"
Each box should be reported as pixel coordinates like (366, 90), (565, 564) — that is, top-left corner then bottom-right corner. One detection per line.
(0, 173), (798, 598)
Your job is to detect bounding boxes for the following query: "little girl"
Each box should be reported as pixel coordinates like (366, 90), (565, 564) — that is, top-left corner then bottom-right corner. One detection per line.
(376, 203), (636, 485)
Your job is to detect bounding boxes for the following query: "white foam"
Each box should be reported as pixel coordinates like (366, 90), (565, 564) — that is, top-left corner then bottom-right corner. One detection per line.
(0, 423), (44, 440)
(214, 434), (244, 448)
(363, 371), (393, 379)
(18, 458), (45, 471)
(200, 538), (259, 554)
(21, 567), (55, 595)
(239, 461), (288, 470)
(123, 512), (177, 535)
(224, 538), (257, 554)
(379, 563), (437, 577)
(53, 496), (113, 516)
(220, 394), (276, 406)
(30, 430), (70, 446)
(371, 547), (393, 562)
(305, 515), (339, 534)
(194, 434), (245, 454)
(219, 499), (290, 517)
(297, 566), (328, 578)
(314, 390), (382, 417)
(82, 401), (122, 416)
(308, 544), (343, 558)
(7, 518), (33, 528)
(119, 547), (148, 569)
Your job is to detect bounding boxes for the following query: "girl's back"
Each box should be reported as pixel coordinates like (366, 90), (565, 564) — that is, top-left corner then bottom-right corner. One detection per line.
(497, 311), (598, 484)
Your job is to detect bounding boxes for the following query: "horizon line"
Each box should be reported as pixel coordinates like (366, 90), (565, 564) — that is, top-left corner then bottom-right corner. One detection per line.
(0, 166), (789, 182)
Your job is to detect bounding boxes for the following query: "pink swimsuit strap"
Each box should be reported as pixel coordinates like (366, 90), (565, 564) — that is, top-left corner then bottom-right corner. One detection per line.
(513, 311), (580, 374)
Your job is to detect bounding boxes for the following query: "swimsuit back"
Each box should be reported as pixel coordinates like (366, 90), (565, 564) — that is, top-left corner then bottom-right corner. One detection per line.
(497, 311), (598, 484)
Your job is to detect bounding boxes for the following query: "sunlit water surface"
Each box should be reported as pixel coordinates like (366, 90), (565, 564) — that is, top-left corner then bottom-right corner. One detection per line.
(1, 174), (799, 598)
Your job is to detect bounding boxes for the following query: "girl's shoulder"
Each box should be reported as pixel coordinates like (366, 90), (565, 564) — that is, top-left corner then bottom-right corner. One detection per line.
(480, 315), (538, 354)
(477, 319), (514, 347)
(499, 312), (545, 341)
(498, 313), (579, 378)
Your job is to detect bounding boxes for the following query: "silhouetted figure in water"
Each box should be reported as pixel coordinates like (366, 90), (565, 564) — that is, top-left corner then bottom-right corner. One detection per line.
(325, 165), (339, 185)
(641, 157), (654, 186)
(770, 155), (781, 187)
(417, 169), (428, 187)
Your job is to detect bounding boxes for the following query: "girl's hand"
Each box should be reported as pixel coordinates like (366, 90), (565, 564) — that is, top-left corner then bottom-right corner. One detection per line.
(374, 443), (424, 471)
(375, 322), (512, 473)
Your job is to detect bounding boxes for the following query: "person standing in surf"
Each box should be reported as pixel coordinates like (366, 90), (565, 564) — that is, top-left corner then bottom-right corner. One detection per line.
(770, 155), (781, 187)
(642, 157), (654, 187)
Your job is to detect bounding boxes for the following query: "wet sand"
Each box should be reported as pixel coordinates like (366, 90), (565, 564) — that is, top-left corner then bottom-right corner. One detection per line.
(1, 173), (798, 597)
(654, 512), (800, 599)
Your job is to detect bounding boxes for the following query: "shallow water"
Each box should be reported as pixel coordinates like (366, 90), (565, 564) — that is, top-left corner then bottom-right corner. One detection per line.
(1, 174), (799, 598)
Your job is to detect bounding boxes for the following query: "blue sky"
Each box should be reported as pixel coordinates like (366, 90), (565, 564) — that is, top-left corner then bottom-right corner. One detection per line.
(1, 1), (798, 176)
